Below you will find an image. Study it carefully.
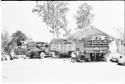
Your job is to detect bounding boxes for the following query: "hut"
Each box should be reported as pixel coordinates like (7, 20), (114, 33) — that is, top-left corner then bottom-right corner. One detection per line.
(68, 26), (113, 61)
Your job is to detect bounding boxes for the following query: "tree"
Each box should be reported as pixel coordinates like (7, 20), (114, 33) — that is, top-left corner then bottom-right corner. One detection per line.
(1, 31), (14, 60)
(115, 27), (124, 40)
(11, 30), (27, 46)
(1, 31), (10, 54)
(74, 3), (94, 29)
(1, 30), (27, 60)
(32, 1), (69, 38)
(114, 27), (125, 54)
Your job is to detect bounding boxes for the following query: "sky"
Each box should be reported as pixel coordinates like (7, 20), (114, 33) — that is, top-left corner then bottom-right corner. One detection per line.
(1, 1), (124, 42)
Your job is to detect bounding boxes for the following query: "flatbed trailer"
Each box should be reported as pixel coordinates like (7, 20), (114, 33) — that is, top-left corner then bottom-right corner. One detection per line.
(50, 40), (76, 58)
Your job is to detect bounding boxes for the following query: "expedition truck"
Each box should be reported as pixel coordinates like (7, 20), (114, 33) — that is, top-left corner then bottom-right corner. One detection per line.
(26, 42), (54, 58)
(49, 39), (76, 58)
(76, 40), (110, 62)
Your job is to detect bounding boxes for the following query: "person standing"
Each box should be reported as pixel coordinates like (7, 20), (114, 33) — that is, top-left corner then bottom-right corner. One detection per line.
(40, 52), (45, 59)
(71, 48), (80, 62)
(10, 49), (15, 60)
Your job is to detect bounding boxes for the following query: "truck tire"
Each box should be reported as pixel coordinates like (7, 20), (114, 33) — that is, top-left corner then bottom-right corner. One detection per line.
(77, 55), (85, 62)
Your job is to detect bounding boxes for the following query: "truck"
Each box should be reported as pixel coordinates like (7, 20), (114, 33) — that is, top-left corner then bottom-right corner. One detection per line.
(14, 46), (28, 59)
(26, 42), (53, 58)
(76, 40), (110, 62)
(26, 38), (110, 61)
(49, 39), (76, 58)
(26, 42), (40, 58)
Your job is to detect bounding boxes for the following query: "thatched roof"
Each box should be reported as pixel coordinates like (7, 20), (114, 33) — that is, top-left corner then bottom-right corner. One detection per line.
(68, 26), (112, 40)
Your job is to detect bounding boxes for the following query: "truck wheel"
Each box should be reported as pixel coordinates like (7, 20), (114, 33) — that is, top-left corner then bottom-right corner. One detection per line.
(77, 57), (85, 62)
(40, 52), (45, 59)
(76, 55), (85, 62)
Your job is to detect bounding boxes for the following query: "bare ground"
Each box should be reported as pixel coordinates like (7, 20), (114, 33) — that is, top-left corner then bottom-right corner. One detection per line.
(1, 58), (125, 84)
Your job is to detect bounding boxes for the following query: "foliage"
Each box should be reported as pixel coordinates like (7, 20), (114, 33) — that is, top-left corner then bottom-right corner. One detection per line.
(33, 1), (69, 38)
(11, 30), (27, 46)
(1, 31), (10, 54)
(74, 3), (94, 29)
(115, 27), (125, 40)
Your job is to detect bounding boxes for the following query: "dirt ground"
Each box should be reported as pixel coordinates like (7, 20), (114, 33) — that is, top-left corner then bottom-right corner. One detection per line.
(1, 58), (125, 84)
